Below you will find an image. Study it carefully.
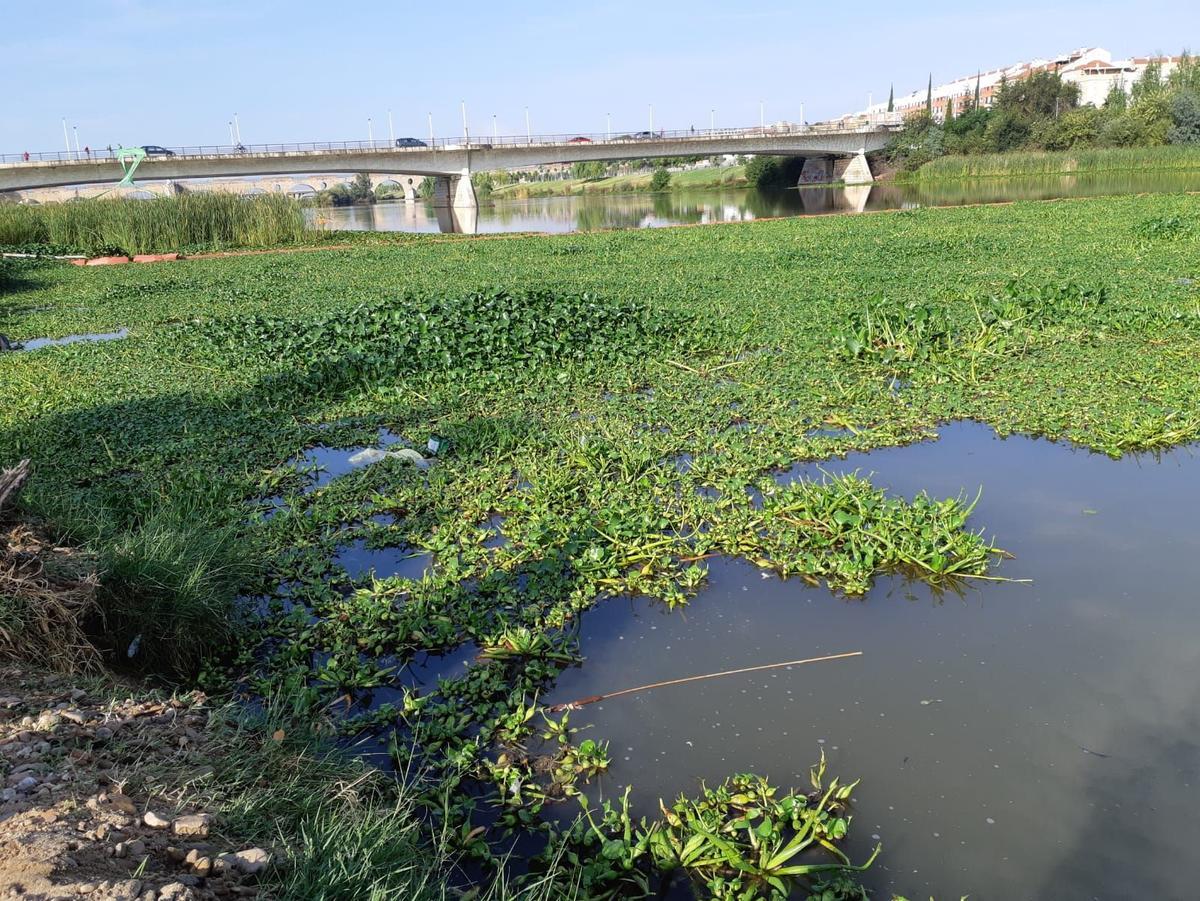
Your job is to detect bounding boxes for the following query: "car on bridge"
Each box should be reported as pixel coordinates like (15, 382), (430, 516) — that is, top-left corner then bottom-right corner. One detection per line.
(395, 137), (428, 148)
(567, 136), (592, 144)
(140, 145), (175, 156)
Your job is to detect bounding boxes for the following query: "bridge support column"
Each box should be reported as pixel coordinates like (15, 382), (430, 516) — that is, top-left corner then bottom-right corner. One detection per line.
(431, 169), (478, 210)
(841, 151), (874, 185)
(451, 168), (477, 209)
(799, 156), (835, 185)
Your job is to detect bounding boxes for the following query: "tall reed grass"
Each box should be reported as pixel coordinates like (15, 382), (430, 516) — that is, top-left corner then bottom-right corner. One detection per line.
(0, 192), (308, 255)
(914, 145), (1200, 180)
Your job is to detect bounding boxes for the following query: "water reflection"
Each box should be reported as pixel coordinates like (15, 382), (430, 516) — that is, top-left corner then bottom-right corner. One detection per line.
(308, 169), (1200, 236)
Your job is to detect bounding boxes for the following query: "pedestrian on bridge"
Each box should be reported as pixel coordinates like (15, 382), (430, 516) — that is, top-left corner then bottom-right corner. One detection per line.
(22, 151), (29, 162)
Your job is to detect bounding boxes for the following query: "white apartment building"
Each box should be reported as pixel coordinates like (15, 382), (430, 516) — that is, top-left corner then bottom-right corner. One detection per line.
(859, 47), (1183, 121)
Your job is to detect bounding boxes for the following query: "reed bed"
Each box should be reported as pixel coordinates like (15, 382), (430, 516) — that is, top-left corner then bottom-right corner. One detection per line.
(0, 192), (308, 255)
(914, 145), (1200, 180)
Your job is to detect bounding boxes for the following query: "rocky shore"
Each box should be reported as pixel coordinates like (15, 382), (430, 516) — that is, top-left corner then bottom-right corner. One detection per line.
(1, 668), (271, 901)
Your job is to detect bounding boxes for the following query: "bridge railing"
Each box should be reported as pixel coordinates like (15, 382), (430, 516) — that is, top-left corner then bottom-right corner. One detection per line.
(1, 116), (902, 164)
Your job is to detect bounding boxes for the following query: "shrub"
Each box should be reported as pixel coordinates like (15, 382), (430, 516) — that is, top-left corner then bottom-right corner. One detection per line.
(649, 167), (671, 191)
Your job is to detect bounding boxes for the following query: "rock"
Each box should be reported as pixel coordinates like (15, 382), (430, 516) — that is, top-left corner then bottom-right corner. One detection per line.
(191, 855), (212, 877)
(126, 839), (145, 858)
(108, 793), (137, 814)
(61, 709), (86, 725)
(171, 813), (212, 837)
(108, 879), (143, 901)
(230, 847), (272, 875)
(143, 810), (170, 829)
(157, 882), (198, 901)
(132, 253), (180, 263)
(15, 775), (38, 792)
(85, 256), (131, 266)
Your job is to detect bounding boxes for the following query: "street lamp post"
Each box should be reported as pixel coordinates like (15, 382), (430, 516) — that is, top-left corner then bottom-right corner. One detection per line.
(234, 114), (242, 144)
(493, 114), (498, 141)
(525, 107), (531, 143)
(649, 104), (654, 132)
(428, 112), (434, 145)
(710, 109), (715, 132)
(388, 109), (395, 146)
(461, 101), (469, 141)
(228, 121), (235, 145)
(606, 113), (611, 140)
(72, 125), (81, 158)
(759, 100), (765, 129)
(61, 118), (71, 157)
(368, 117), (374, 147)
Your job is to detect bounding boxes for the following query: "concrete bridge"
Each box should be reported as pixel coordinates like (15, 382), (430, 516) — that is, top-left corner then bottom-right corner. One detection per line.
(16, 174), (421, 204)
(0, 120), (899, 207)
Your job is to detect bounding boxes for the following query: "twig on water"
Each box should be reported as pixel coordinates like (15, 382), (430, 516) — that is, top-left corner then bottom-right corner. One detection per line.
(548, 650), (862, 712)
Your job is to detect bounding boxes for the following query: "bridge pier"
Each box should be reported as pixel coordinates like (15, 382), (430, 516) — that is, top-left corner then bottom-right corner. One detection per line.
(841, 151), (874, 186)
(431, 169), (478, 210)
(798, 157), (834, 185)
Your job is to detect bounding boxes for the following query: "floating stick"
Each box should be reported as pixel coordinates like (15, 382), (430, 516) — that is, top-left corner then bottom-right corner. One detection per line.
(548, 650), (862, 712)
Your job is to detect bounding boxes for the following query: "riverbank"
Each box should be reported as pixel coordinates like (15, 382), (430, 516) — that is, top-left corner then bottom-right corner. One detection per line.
(911, 143), (1200, 180)
(3, 192), (1200, 897)
(490, 164), (747, 198)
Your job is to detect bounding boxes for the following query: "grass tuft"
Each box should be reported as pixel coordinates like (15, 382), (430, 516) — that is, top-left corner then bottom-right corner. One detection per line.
(0, 192), (307, 256)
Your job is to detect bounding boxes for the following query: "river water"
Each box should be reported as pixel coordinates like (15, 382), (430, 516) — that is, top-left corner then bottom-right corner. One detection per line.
(545, 422), (1200, 900)
(308, 169), (1200, 235)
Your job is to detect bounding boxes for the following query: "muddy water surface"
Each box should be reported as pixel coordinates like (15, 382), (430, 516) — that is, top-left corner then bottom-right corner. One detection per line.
(548, 422), (1200, 900)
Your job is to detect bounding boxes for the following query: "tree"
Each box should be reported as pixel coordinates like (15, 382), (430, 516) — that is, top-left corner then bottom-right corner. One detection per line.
(1131, 59), (1164, 106)
(1167, 51), (1200, 94)
(926, 74), (933, 115)
(995, 71), (1078, 120)
(1167, 90), (1200, 144)
(984, 108), (1032, 152)
(1103, 81), (1128, 112)
(887, 85), (894, 113)
(974, 71), (981, 109)
(350, 172), (373, 202)
(944, 96), (955, 125)
(649, 167), (671, 191)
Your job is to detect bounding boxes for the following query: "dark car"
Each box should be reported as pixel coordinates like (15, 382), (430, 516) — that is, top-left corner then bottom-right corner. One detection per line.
(140, 145), (175, 156)
(395, 137), (428, 148)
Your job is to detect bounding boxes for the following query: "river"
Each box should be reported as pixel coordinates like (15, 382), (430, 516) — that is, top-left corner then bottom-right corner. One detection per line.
(307, 169), (1200, 235)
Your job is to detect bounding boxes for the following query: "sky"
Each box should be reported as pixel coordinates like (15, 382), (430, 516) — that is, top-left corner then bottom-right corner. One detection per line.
(2, 0), (1197, 152)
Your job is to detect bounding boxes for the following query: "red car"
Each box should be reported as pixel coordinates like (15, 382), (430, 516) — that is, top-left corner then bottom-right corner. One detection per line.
(567, 136), (593, 144)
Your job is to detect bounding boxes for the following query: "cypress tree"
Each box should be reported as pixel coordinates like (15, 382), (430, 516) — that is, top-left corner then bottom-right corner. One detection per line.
(887, 84), (894, 112)
(926, 74), (933, 114)
(944, 95), (955, 124)
(974, 71), (981, 107)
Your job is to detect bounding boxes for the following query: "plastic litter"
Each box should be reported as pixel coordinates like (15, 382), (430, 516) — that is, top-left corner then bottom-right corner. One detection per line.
(347, 447), (430, 469)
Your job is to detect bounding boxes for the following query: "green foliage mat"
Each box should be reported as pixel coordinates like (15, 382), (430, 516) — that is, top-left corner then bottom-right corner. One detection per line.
(3, 192), (1200, 896)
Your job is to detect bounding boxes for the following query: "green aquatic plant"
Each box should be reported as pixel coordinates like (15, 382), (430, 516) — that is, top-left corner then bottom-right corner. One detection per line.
(536, 756), (876, 900)
(0, 193), (308, 256)
(7, 192), (1200, 896)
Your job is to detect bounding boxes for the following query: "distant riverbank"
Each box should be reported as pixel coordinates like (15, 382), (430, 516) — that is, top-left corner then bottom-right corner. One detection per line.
(490, 165), (747, 199)
(911, 144), (1200, 180)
